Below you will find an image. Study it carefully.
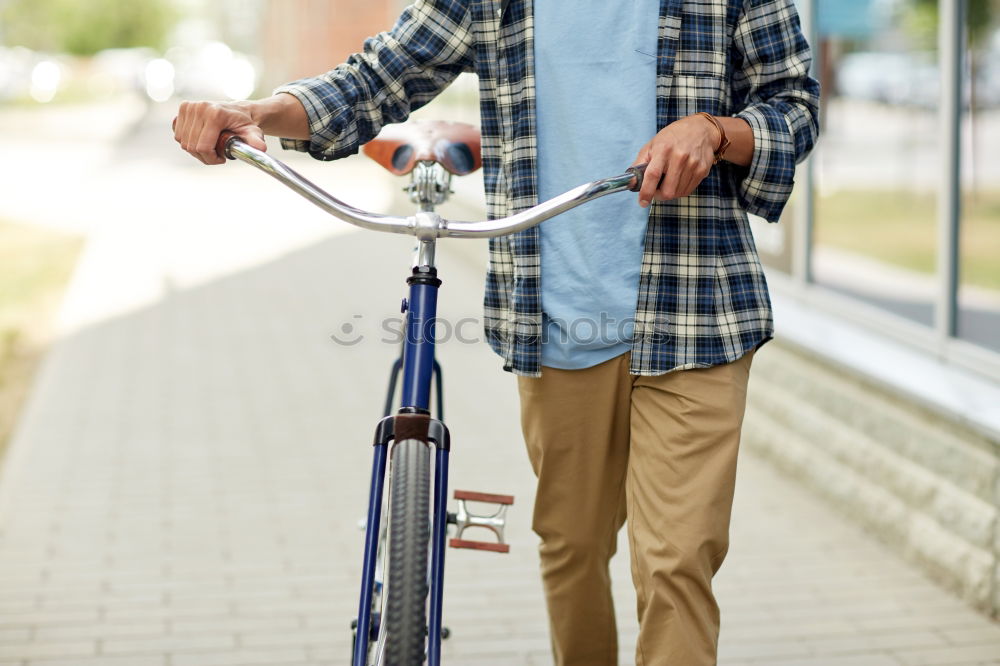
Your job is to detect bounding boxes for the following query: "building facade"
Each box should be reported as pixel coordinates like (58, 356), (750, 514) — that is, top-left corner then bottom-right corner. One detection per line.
(748, 0), (1000, 616)
(258, 0), (408, 91)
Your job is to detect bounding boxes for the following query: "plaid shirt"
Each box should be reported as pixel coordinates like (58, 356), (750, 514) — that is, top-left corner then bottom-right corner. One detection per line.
(276, 0), (820, 377)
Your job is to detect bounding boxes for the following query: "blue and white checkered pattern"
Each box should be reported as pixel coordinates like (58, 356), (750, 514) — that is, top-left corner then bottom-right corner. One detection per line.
(276, 0), (820, 377)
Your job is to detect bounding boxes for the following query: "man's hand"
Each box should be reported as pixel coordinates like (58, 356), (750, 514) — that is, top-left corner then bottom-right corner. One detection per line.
(632, 113), (754, 207)
(631, 114), (719, 208)
(172, 94), (310, 165)
(173, 100), (267, 165)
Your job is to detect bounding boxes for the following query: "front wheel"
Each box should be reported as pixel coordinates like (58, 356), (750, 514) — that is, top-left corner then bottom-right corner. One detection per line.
(384, 438), (431, 665)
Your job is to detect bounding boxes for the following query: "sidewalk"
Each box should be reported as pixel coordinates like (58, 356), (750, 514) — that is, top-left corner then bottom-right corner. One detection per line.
(1, 107), (999, 665)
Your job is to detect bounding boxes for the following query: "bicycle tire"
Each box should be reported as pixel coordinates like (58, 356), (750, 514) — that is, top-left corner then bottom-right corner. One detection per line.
(384, 438), (431, 665)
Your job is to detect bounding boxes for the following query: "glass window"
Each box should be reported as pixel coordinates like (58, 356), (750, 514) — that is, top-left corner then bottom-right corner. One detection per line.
(811, 0), (940, 326)
(958, 2), (1000, 352)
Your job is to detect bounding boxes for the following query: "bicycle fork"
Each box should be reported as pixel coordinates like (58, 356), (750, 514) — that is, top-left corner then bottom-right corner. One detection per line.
(352, 242), (513, 666)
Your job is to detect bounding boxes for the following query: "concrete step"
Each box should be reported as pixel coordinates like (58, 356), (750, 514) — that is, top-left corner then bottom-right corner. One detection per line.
(744, 340), (1000, 616)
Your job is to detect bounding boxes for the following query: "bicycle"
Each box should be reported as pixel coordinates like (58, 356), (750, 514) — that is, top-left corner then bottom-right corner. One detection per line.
(216, 122), (653, 665)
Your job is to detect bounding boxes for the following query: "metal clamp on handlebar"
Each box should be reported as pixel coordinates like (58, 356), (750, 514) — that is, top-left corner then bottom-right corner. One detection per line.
(626, 163), (665, 193)
(626, 163), (647, 192)
(216, 131), (239, 161)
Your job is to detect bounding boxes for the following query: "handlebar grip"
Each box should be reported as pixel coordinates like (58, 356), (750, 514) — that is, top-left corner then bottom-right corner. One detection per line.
(216, 131), (240, 161)
(626, 163), (665, 193)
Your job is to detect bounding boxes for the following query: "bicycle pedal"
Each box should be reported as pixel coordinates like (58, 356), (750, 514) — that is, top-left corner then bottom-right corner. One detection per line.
(449, 489), (513, 553)
(449, 537), (510, 553)
(454, 490), (514, 505)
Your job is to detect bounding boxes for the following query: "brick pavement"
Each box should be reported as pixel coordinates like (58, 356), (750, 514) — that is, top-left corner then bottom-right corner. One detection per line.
(1, 140), (999, 665)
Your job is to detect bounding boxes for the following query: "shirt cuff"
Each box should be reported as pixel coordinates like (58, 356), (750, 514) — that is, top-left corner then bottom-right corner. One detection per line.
(272, 84), (340, 160)
(734, 103), (797, 223)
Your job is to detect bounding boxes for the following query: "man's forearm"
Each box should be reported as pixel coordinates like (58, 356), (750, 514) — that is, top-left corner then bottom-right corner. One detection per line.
(248, 93), (311, 141)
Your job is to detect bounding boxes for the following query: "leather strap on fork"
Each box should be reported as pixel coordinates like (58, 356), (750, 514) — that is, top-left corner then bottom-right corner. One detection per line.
(394, 413), (432, 443)
(372, 413), (450, 450)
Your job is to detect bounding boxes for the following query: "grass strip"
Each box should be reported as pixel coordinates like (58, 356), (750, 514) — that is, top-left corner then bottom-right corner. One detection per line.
(0, 220), (83, 463)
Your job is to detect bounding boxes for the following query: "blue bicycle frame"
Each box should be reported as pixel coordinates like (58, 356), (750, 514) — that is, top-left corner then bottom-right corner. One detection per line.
(353, 253), (450, 666)
(217, 129), (648, 666)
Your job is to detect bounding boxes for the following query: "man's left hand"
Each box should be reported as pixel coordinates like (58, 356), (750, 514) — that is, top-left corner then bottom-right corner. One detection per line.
(632, 114), (720, 208)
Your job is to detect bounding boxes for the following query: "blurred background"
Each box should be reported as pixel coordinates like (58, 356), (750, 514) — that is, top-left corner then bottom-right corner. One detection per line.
(784, 0), (1000, 357)
(0, 0), (479, 453)
(1, 1), (999, 664)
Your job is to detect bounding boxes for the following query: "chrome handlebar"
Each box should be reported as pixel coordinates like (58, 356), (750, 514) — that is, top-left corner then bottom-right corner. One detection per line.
(220, 134), (647, 240)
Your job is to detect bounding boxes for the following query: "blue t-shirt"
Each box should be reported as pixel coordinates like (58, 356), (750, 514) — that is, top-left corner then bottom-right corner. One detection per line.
(534, 0), (658, 370)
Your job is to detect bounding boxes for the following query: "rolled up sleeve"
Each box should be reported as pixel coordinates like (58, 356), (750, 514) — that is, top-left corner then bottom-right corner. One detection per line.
(731, 0), (820, 223)
(273, 0), (474, 160)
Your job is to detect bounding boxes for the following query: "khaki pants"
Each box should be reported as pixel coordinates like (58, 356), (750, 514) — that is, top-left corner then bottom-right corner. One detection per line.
(516, 351), (753, 666)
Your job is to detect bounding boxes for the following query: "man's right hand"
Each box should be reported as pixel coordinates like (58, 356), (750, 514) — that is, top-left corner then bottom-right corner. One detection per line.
(173, 100), (266, 165)
(172, 93), (310, 165)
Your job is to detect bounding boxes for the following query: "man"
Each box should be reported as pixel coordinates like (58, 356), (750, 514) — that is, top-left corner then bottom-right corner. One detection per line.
(174, 1), (819, 663)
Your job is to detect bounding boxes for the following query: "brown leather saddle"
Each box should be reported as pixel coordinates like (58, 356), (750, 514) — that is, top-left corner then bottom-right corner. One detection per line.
(363, 120), (482, 176)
